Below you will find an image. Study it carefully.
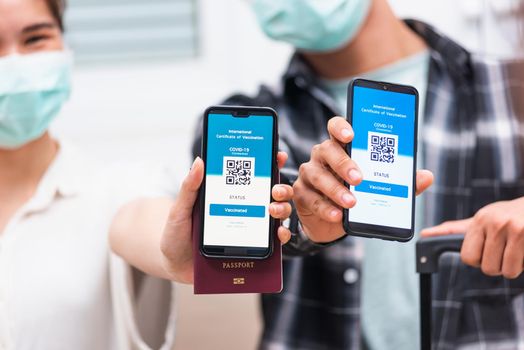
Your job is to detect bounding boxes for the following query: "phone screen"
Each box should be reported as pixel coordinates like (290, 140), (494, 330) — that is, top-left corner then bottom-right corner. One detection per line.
(347, 81), (417, 239)
(201, 110), (276, 258)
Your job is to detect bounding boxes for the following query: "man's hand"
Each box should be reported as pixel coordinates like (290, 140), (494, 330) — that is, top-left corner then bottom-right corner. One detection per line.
(421, 197), (524, 279)
(161, 153), (293, 284)
(293, 116), (434, 243)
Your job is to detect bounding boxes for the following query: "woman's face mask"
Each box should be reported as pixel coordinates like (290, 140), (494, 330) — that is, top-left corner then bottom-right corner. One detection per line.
(250, 0), (372, 52)
(0, 50), (72, 149)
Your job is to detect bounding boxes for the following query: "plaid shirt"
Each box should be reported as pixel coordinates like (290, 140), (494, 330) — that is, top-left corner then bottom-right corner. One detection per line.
(192, 20), (524, 350)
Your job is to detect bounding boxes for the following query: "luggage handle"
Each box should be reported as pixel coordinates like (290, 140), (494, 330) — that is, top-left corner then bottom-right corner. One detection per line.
(417, 234), (464, 350)
(416, 234), (464, 274)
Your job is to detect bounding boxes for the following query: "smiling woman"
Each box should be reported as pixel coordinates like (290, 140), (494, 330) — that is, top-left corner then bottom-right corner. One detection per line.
(0, 0), (295, 348)
(0, 0), (179, 349)
(0, 0), (63, 56)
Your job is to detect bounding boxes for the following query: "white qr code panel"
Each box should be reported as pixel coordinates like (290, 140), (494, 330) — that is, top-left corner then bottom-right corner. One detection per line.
(223, 157), (255, 186)
(368, 132), (398, 164)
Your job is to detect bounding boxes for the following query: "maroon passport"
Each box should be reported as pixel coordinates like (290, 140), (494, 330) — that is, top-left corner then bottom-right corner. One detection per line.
(192, 203), (282, 294)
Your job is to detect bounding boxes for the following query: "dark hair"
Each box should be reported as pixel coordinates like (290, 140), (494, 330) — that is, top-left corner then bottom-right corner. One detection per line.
(44, 0), (66, 31)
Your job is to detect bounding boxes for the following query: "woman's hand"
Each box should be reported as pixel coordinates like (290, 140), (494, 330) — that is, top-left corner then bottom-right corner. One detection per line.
(160, 153), (293, 284)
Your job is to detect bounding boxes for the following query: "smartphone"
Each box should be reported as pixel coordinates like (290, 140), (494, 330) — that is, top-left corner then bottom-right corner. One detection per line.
(199, 106), (278, 259)
(344, 78), (418, 242)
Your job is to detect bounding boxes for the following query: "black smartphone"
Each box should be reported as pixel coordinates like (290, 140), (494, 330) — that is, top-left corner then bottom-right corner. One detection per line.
(199, 105), (278, 259)
(343, 78), (418, 242)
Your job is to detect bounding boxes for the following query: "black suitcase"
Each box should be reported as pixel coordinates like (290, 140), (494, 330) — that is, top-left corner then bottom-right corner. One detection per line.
(416, 234), (465, 350)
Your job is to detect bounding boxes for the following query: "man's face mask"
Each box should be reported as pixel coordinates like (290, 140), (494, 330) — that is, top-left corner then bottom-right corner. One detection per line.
(250, 0), (372, 52)
(0, 51), (72, 149)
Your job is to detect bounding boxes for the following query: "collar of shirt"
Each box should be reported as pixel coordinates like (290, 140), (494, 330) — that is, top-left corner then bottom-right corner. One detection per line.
(282, 19), (472, 93)
(0, 139), (177, 350)
(19, 140), (85, 218)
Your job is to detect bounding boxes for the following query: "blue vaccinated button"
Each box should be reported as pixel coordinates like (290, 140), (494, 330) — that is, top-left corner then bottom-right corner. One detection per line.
(355, 180), (409, 198)
(210, 204), (266, 218)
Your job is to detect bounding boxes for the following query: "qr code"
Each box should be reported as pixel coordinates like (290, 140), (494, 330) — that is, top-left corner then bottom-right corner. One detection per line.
(369, 133), (396, 163)
(225, 158), (252, 185)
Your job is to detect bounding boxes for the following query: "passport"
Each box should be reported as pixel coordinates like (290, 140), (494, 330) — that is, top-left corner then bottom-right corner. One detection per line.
(192, 196), (282, 294)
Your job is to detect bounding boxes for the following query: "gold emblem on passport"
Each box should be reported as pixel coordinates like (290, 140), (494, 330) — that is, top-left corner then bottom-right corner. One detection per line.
(233, 277), (245, 285)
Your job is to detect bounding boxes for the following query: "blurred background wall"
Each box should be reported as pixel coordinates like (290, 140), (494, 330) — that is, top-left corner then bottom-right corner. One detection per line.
(50, 0), (524, 349)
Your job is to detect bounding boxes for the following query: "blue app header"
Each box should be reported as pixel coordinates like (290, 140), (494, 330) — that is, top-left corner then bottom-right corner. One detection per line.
(351, 86), (415, 156)
(206, 113), (274, 177)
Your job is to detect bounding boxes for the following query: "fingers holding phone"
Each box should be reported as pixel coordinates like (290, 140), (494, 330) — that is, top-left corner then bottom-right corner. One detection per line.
(327, 116), (354, 144)
(270, 151), (293, 244)
(293, 80), (435, 244)
(293, 116), (361, 243)
(269, 184), (293, 244)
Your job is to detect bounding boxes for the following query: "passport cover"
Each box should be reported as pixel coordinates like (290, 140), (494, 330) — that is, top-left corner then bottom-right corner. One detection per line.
(192, 197), (283, 295)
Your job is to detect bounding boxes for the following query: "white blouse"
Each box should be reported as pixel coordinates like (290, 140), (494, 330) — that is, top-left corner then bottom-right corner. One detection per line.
(0, 143), (177, 350)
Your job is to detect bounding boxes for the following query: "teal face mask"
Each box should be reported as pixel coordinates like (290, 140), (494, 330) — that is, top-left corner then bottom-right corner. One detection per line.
(251, 0), (371, 52)
(0, 51), (72, 149)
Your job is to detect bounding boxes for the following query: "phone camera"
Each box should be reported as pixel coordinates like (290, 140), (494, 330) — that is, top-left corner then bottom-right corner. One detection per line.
(383, 85), (388, 90)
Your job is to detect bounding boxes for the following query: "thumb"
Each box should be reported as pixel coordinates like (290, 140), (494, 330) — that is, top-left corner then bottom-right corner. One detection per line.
(160, 158), (203, 284)
(421, 218), (472, 237)
(328, 116), (354, 144)
(171, 157), (204, 221)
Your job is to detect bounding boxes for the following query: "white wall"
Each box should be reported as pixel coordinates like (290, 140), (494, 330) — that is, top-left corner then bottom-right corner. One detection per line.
(52, 0), (291, 174)
(390, 0), (524, 58)
(52, 0), (523, 175)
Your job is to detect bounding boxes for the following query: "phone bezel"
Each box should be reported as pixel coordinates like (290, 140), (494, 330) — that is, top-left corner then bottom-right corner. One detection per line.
(199, 105), (278, 259)
(343, 78), (418, 242)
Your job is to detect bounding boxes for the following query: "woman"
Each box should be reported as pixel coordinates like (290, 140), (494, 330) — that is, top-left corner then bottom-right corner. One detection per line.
(0, 1), (293, 349)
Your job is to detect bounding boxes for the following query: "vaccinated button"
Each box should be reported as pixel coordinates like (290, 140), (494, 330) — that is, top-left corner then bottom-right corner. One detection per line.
(210, 204), (266, 218)
(354, 180), (409, 198)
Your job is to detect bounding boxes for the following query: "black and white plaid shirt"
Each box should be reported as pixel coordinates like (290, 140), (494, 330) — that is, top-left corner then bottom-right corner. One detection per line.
(192, 20), (524, 350)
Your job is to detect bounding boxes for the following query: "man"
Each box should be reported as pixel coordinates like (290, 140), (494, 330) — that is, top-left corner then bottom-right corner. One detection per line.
(192, 0), (524, 348)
